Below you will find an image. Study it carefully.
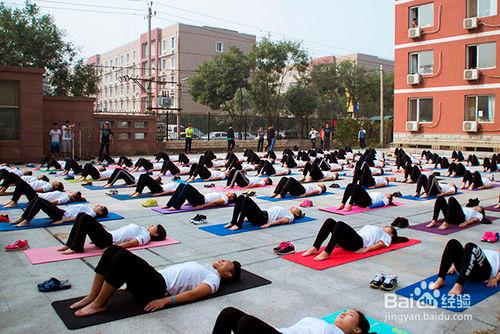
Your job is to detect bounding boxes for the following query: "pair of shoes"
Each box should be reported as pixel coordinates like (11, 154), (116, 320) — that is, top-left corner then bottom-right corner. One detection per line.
(299, 199), (313, 207)
(105, 189), (118, 196)
(37, 277), (71, 292)
(273, 241), (295, 255)
(190, 214), (207, 225)
(204, 183), (215, 188)
(391, 217), (409, 228)
(370, 273), (398, 291)
(329, 183), (340, 188)
(481, 232), (499, 243)
(5, 239), (29, 251)
(243, 190), (255, 196)
(48, 171), (57, 175)
(142, 199), (158, 208)
(64, 175), (75, 180)
(0, 214), (9, 223)
(81, 181), (93, 186)
(172, 176), (181, 181)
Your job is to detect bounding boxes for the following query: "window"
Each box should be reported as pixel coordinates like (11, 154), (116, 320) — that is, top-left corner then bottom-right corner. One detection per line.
(0, 81), (20, 140)
(133, 51), (136, 60)
(216, 41), (224, 52)
(116, 121), (130, 128)
(162, 40), (166, 52)
(467, 0), (497, 17)
(117, 133), (131, 140)
(467, 43), (496, 69)
(135, 121), (146, 128)
(126, 53), (130, 63)
(171, 36), (175, 49)
(162, 58), (166, 70)
(408, 98), (433, 123)
(170, 56), (175, 69)
(409, 3), (434, 28)
(142, 44), (147, 58)
(465, 95), (495, 122)
(409, 50), (434, 74)
(134, 132), (147, 140)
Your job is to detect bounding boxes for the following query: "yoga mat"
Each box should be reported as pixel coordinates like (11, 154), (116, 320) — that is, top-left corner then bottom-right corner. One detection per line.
(108, 193), (154, 201)
(199, 216), (317, 236)
(408, 217), (498, 235)
(322, 309), (410, 334)
(0, 213), (124, 231)
(82, 184), (131, 190)
(151, 203), (235, 214)
(24, 237), (180, 265)
(396, 273), (499, 312)
(485, 205), (500, 212)
(256, 192), (335, 202)
(319, 202), (404, 216)
(363, 183), (396, 189)
(52, 269), (271, 330)
(467, 183), (500, 191)
(400, 192), (463, 201)
(211, 185), (272, 192)
(0, 201), (87, 211)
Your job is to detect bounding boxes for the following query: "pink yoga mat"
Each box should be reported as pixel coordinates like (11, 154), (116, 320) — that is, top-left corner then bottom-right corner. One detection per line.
(210, 185), (272, 192)
(283, 239), (421, 270)
(152, 203), (235, 214)
(319, 202), (404, 216)
(23, 237), (180, 264)
(485, 205), (500, 212)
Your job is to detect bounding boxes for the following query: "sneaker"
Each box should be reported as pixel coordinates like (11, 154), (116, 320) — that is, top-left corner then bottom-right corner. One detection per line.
(0, 214), (9, 223)
(273, 241), (290, 252)
(172, 176), (181, 181)
(81, 181), (93, 186)
(299, 199), (313, 207)
(329, 183), (340, 188)
(481, 231), (493, 242)
(5, 240), (29, 251)
(190, 214), (207, 225)
(204, 183), (215, 188)
(105, 189), (118, 196)
(243, 190), (256, 196)
(142, 199), (158, 208)
(369, 273), (385, 289)
(381, 275), (398, 291)
(274, 242), (295, 255)
(487, 232), (499, 243)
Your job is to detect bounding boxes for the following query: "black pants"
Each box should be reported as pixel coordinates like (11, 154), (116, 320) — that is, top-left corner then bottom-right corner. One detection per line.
(467, 155), (479, 166)
(188, 163), (211, 180)
(11, 180), (39, 203)
(108, 169), (136, 185)
(257, 138), (264, 152)
(135, 174), (164, 194)
(265, 151), (277, 160)
(247, 152), (261, 165)
(178, 153), (189, 164)
(95, 245), (166, 304)
(438, 239), (492, 286)
(226, 169), (249, 187)
(161, 161), (181, 175)
(226, 159), (242, 171)
(452, 151), (464, 162)
(311, 138), (316, 148)
(185, 138), (192, 153)
(228, 140), (235, 152)
(64, 159), (82, 174)
(98, 153), (114, 164)
(462, 171), (482, 188)
(313, 219), (363, 254)
(155, 152), (170, 163)
(273, 177), (305, 197)
(341, 183), (373, 207)
(118, 156), (133, 168)
(404, 165), (421, 182)
(432, 196), (465, 224)
(204, 150), (216, 161)
(358, 164), (375, 188)
(416, 174), (441, 196)
(302, 162), (324, 181)
(283, 155), (297, 168)
(448, 163), (466, 176)
(47, 158), (62, 170)
(323, 138), (330, 151)
(359, 137), (366, 148)
(257, 161), (276, 176)
(98, 143), (110, 157)
(66, 213), (112, 252)
(21, 197), (65, 222)
(212, 307), (281, 334)
(229, 195), (268, 228)
(166, 183), (205, 209)
(134, 158), (154, 171)
(1, 172), (22, 188)
(483, 158), (498, 171)
(82, 163), (101, 180)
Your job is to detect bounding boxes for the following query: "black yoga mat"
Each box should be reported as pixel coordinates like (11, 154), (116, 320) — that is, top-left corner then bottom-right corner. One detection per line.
(52, 269), (271, 330)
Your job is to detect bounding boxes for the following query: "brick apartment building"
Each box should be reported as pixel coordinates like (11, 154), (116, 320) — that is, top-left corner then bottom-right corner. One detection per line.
(87, 23), (255, 115)
(394, 0), (499, 150)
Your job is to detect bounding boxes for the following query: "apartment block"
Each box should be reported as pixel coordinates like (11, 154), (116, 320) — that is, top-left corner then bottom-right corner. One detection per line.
(87, 23), (255, 114)
(394, 0), (499, 150)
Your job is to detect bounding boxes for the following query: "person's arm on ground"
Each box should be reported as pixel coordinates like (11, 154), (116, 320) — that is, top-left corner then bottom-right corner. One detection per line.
(144, 283), (212, 311)
(117, 239), (140, 248)
(198, 198), (226, 208)
(458, 217), (480, 227)
(354, 241), (386, 253)
(261, 217), (291, 229)
(302, 189), (321, 197)
(439, 189), (456, 196)
(151, 191), (174, 197)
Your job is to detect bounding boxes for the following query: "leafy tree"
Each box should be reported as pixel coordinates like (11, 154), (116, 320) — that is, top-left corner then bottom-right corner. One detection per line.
(284, 83), (318, 138)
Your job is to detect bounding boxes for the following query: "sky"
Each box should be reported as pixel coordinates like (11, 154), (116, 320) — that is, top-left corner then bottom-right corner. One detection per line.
(8, 0), (395, 61)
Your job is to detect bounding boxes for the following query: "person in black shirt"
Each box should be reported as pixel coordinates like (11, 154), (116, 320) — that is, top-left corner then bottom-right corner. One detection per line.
(227, 124), (235, 152)
(323, 123), (332, 151)
(98, 122), (113, 158)
(265, 125), (276, 152)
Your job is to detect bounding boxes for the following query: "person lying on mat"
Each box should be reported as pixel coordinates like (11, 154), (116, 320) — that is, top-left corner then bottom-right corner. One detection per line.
(483, 155), (498, 172)
(224, 169), (272, 189)
(268, 177), (326, 199)
(336, 183), (395, 212)
(299, 161), (339, 183)
(75, 164), (114, 182)
(103, 168), (138, 188)
(57, 213), (166, 254)
(2, 179), (65, 208)
(60, 159), (84, 176)
(162, 183), (236, 211)
(460, 171), (494, 190)
(224, 195), (304, 231)
(0, 171), (48, 193)
(446, 162), (467, 177)
(130, 174), (179, 197)
(302, 219), (408, 261)
(69, 245), (241, 317)
(11, 199), (108, 227)
(212, 307), (371, 334)
(496, 194), (500, 209)
(129, 158), (163, 173)
(255, 160), (291, 177)
(158, 160), (190, 177)
(412, 174), (457, 198)
(3, 189), (84, 208)
(427, 196), (486, 230)
(430, 239), (499, 295)
(401, 164), (421, 183)
(185, 163), (227, 182)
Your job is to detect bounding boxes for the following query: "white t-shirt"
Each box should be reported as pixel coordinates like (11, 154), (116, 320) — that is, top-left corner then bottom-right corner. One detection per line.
(484, 250), (500, 279)
(39, 191), (70, 204)
(211, 160), (226, 168)
(49, 129), (61, 143)
(368, 192), (389, 206)
(63, 204), (96, 218)
(21, 175), (37, 183)
(9, 168), (23, 176)
(241, 162), (255, 170)
(210, 171), (226, 180)
(62, 125), (72, 140)
(153, 162), (163, 170)
(309, 130), (319, 139)
(274, 167), (289, 175)
(279, 317), (344, 334)
(159, 261), (221, 295)
(358, 225), (392, 248)
(330, 163), (342, 171)
(100, 170), (114, 179)
(204, 192), (228, 204)
(462, 207), (483, 221)
(369, 167), (382, 175)
(161, 182), (178, 192)
(178, 166), (190, 174)
(248, 177), (266, 186)
(322, 171), (335, 179)
(266, 206), (295, 224)
(29, 180), (52, 192)
(439, 183), (455, 193)
(481, 177), (493, 187)
(374, 176), (388, 186)
(110, 224), (150, 246)
(303, 184), (322, 193)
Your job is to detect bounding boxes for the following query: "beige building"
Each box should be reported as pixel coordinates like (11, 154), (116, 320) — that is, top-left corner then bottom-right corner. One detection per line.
(336, 53), (394, 72)
(87, 23), (255, 114)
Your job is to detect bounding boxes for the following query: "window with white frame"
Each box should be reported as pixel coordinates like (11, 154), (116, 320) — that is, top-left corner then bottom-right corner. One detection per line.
(409, 3), (434, 28)
(409, 50), (434, 75)
(126, 53), (130, 63)
(465, 95), (495, 122)
(162, 40), (166, 53)
(171, 36), (175, 49)
(467, 42), (496, 69)
(467, 0), (497, 18)
(170, 56), (175, 69)
(216, 41), (224, 52)
(133, 51), (136, 60)
(408, 98), (433, 122)
(162, 58), (166, 70)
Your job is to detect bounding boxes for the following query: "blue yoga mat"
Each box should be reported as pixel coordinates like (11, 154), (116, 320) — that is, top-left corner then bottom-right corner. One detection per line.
(82, 184), (131, 190)
(400, 192), (463, 201)
(0, 212), (124, 231)
(199, 216), (316, 236)
(362, 183), (396, 189)
(322, 309), (409, 334)
(396, 273), (499, 312)
(109, 193), (154, 201)
(256, 192), (335, 202)
(0, 201), (88, 211)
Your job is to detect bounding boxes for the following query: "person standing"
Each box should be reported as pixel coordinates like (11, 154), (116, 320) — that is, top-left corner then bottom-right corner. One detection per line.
(98, 122), (113, 158)
(49, 122), (62, 159)
(61, 120), (75, 159)
(257, 127), (264, 152)
(227, 124), (235, 152)
(309, 127), (319, 149)
(323, 122), (332, 151)
(185, 123), (193, 153)
(319, 126), (325, 150)
(266, 125), (276, 152)
(358, 126), (366, 149)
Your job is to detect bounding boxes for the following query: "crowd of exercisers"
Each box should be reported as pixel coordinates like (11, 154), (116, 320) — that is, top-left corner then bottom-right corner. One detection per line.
(0, 145), (499, 333)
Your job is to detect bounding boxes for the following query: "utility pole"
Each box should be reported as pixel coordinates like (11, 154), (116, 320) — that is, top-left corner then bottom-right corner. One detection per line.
(147, 2), (153, 113)
(379, 64), (384, 148)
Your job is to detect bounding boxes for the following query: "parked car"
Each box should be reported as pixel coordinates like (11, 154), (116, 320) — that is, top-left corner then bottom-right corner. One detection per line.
(200, 131), (227, 140)
(236, 132), (256, 140)
(277, 130), (300, 139)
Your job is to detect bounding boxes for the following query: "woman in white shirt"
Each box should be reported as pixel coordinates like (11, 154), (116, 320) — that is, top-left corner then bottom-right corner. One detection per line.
(431, 239), (499, 295)
(427, 196), (485, 230)
(269, 177), (326, 199)
(336, 183), (394, 212)
(212, 307), (371, 334)
(302, 219), (408, 261)
(162, 183), (236, 211)
(185, 163), (227, 182)
(225, 169), (272, 189)
(256, 160), (291, 177)
(224, 195), (303, 231)
(309, 127), (319, 149)
(413, 174), (457, 198)
(460, 170), (494, 190)
(3, 179), (64, 208)
(300, 161), (339, 183)
(58, 213), (166, 254)
(130, 174), (179, 197)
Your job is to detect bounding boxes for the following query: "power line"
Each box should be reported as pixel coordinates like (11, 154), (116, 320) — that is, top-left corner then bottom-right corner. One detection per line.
(27, 0), (145, 12)
(4, 1), (143, 16)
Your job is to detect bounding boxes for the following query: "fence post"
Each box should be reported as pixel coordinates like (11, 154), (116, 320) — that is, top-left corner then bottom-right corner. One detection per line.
(244, 115), (248, 140)
(207, 111), (211, 141)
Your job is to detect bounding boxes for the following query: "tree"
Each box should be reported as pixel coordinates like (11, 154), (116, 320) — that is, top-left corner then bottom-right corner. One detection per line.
(0, 2), (97, 96)
(284, 83), (318, 138)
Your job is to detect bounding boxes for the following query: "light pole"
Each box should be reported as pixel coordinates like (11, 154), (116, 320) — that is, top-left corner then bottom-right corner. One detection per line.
(379, 64), (384, 148)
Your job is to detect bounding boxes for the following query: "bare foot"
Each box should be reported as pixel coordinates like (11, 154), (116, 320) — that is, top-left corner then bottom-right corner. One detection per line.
(430, 277), (445, 290)
(438, 222), (449, 230)
(52, 220), (63, 225)
(302, 247), (319, 257)
(426, 220), (437, 228)
(74, 302), (108, 317)
(62, 249), (77, 255)
(57, 246), (69, 252)
(229, 225), (240, 231)
(166, 207), (176, 211)
(268, 194), (277, 198)
(313, 251), (331, 261)
(343, 204), (352, 211)
(495, 203), (500, 209)
(70, 295), (96, 310)
(448, 283), (463, 295)
(336, 203), (345, 210)
(421, 193), (429, 198)
(412, 193), (420, 197)
(224, 223), (233, 228)
(275, 195), (283, 199)
(15, 221), (29, 228)
(130, 193), (140, 197)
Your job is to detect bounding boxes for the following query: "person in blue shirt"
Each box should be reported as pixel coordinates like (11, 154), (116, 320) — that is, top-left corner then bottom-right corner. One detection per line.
(357, 127), (366, 149)
(227, 124), (235, 152)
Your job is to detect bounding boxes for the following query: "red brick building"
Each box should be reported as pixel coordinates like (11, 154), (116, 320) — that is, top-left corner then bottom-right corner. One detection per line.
(394, 0), (500, 150)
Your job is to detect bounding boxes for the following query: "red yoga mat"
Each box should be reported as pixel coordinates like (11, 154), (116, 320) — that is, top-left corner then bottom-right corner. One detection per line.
(319, 201), (404, 216)
(283, 239), (421, 270)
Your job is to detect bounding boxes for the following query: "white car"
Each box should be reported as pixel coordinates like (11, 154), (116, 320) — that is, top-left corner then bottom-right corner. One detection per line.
(201, 132), (227, 140)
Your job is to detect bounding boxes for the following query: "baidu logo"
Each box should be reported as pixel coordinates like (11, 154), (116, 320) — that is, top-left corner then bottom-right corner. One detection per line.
(410, 281), (441, 307)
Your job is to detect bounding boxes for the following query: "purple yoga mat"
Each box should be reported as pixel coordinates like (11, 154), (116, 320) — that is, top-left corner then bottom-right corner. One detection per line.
(466, 183), (500, 191)
(485, 205), (500, 212)
(409, 216), (498, 235)
(151, 203), (235, 214)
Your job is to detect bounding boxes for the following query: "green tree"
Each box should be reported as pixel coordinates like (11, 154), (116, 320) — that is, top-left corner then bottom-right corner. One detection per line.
(284, 83), (318, 138)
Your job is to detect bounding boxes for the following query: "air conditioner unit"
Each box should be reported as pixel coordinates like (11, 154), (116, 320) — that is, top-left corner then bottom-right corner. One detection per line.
(463, 17), (478, 30)
(406, 121), (419, 132)
(464, 69), (479, 81)
(407, 74), (421, 85)
(408, 27), (421, 39)
(463, 121), (478, 132)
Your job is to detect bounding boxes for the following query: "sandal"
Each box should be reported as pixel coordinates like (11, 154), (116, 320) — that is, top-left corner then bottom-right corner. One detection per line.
(37, 277), (71, 292)
(243, 190), (256, 196)
(106, 189), (118, 196)
(81, 181), (93, 186)
(204, 183), (215, 188)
